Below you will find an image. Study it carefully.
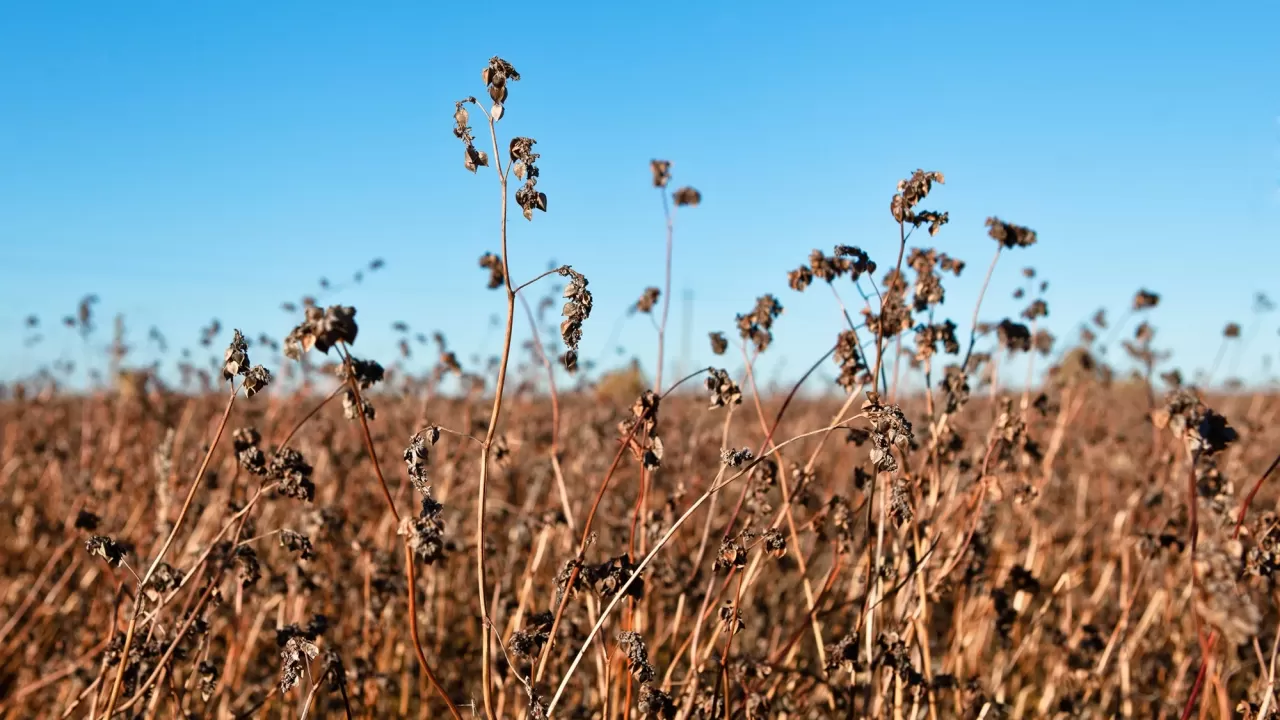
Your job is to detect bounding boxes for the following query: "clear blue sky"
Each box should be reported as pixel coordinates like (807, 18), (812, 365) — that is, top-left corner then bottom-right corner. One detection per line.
(2, 1), (1278, 390)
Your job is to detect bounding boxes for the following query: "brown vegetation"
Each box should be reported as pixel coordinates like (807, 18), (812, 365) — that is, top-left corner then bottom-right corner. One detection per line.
(2, 56), (1279, 720)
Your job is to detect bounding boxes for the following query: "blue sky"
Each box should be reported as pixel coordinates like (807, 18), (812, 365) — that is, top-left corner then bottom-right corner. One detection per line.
(2, 1), (1278, 390)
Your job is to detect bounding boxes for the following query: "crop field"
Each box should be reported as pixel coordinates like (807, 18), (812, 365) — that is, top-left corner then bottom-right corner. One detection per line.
(2, 57), (1278, 720)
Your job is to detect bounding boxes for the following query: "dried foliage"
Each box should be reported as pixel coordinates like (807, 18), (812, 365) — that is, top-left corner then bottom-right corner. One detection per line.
(4, 55), (1279, 720)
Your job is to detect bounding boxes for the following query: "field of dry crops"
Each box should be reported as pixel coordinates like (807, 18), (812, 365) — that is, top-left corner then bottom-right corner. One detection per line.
(3, 57), (1280, 720)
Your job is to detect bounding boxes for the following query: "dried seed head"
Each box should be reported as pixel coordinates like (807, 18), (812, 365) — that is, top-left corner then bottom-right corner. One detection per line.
(280, 529), (315, 561)
(283, 305), (358, 358)
(222, 330), (250, 381)
(997, 319), (1033, 352)
(720, 447), (754, 467)
(1133, 289), (1160, 310)
(585, 554), (644, 600)
(708, 332), (728, 355)
(736, 295), (783, 353)
(834, 245), (877, 278)
(1151, 390), (1239, 456)
(634, 287), (660, 314)
(705, 368), (743, 409)
(834, 330), (868, 392)
(672, 187), (701, 207)
(86, 535), (128, 567)
(638, 683), (676, 718)
(718, 602), (744, 633)
(1021, 299), (1048, 321)
(914, 320), (960, 362)
(238, 443), (267, 476)
(617, 631), (656, 684)
(787, 265), (814, 292)
(233, 546), (261, 587)
(453, 98), (489, 172)
(482, 56), (520, 120)
(890, 169), (945, 225)
(558, 267), (593, 369)
(763, 528), (787, 558)
(650, 160), (671, 188)
(279, 635), (319, 694)
(985, 217), (1038, 249)
(337, 357), (384, 389)
(863, 393), (914, 473)
(270, 448), (316, 502)
(242, 365), (271, 397)
(1033, 329), (1055, 355)
(942, 365), (969, 413)
(714, 538), (747, 573)
(198, 660), (220, 701)
(398, 486), (449, 565)
(509, 137), (548, 221)
(403, 429), (440, 494)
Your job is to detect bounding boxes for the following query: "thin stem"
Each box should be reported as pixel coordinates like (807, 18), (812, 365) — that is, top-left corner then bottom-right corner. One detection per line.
(1235, 449), (1280, 538)
(475, 102), (512, 720)
(533, 414), (645, 682)
(655, 188), (676, 391)
(545, 413), (866, 715)
(274, 384), (345, 449)
(102, 381), (238, 720)
(961, 246), (1002, 372)
(339, 352), (399, 525)
(339, 347), (459, 718)
(871, 219), (909, 393)
(405, 540), (464, 719)
(514, 266), (566, 295)
(721, 344), (837, 538)
(519, 294), (576, 533)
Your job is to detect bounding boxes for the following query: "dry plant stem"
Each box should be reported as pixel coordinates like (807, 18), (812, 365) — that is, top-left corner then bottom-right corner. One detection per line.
(340, 352), (460, 719)
(519, 294), (577, 533)
(339, 346), (400, 524)
(1235, 449), (1280, 537)
(731, 341), (841, 684)
(404, 539), (465, 720)
(722, 344), (837, 537)
(474, 105), (514, 720)
(117, 486), (275, 715)
(870, 219), (909, 394)
(514, 266), (567, 295)
(101, 381), (238, 720)
(719, 569), (746, 716)
(532, 368), (708, 683)
(654, 189), (675, 391)
(545, 414), (865, 715)
(961, 246), (1002, 372)
(533, 415), (643, 683)
(274, 383), (345, 449)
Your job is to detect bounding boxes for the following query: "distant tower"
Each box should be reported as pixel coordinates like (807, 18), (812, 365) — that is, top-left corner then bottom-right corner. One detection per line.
(676, 288), (693, 384)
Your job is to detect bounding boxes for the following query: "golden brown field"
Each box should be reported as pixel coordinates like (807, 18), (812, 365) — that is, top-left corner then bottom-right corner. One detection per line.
(2, 57), (1278, 720)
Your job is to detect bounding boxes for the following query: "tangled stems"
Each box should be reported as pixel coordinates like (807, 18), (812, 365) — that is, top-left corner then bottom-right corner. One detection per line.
(1178, 450), (1280, 718)
(532, 367), (712, 683)
(339, 347), (463, 720)
(101, 380), (239, 720)
(544, 413), (866, 716)
(520, 294), (577, 535)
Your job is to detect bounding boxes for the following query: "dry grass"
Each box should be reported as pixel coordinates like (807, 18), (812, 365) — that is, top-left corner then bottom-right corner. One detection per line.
(2, 56), (1278, 720)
